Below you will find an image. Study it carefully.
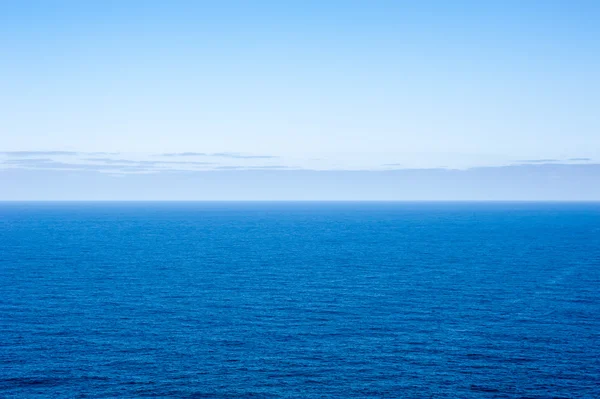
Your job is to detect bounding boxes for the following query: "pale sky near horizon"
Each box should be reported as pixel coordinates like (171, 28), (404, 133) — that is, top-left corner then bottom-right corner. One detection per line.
(1, 1), (599, 199)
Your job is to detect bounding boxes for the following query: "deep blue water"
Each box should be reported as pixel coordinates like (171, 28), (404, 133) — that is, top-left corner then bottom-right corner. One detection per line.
(1, 202), (599, 398)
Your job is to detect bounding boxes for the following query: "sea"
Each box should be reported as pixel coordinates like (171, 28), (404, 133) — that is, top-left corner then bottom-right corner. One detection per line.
(1, 202), (599, 398)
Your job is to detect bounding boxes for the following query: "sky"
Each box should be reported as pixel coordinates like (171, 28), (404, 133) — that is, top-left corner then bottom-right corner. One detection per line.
(1, 1), (599, 199)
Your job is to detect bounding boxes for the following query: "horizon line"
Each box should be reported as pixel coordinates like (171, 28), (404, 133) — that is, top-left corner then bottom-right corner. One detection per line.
(2, 200), (599, 203)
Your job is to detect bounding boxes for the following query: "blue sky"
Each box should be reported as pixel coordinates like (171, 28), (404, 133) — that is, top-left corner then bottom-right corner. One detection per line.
(1, 1), (599, 198)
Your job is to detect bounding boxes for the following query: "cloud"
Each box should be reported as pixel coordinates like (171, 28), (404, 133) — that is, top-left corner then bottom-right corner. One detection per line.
(0, 159), (153, 173)
(157, 152), (278, 159)
(0, 151), (118, 157)
(210, 152), (279, 159)
(159, 152), (208, 157)
(164, 161), (215, 165)
(1, 156), (288, 174)
(516, 158), (594, 164)
(1, 157), (220, 175)
(3, 158), (57, 165)
(516, 159), (561, 163)
(84, 158), (214, 166)
(83, 158), (142, 164)
(214, 165), (294, 170)
(0, 151), (81, 156)
(252, 165), (295, 169)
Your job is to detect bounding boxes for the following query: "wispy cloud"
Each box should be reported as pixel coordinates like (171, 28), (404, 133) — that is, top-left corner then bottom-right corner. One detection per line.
(0, 151), (118, 157)
(214, 165), (294, 170)
(82, 158), (143, 165)
(159, 152), (207, 157)
(0, 151), (81, 156)
(157, 152), (278, 159)
(516, 159), (561, 163)
(252, 165), (295, 169)
(0, 157), (252, 174)
(2, 158), (57, 165)
(515, 158), (594, 165)
(211, 152), (279, 159)
(84, 158), (214, 166)
(164, 161), (215, 165)
(0, 159), (151, 173)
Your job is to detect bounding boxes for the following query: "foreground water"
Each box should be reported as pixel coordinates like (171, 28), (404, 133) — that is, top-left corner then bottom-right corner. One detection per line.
(1, 202), (599, 398)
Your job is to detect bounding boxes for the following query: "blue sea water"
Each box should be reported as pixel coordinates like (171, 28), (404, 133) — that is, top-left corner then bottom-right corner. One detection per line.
(1, 202), (599, 398)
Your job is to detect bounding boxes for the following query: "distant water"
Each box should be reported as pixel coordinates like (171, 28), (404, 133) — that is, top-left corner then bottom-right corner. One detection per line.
(1, 202), (599, 398)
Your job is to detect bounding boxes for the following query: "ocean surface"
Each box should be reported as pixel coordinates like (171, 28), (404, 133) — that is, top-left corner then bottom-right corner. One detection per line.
(1, 202), (599, 398)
